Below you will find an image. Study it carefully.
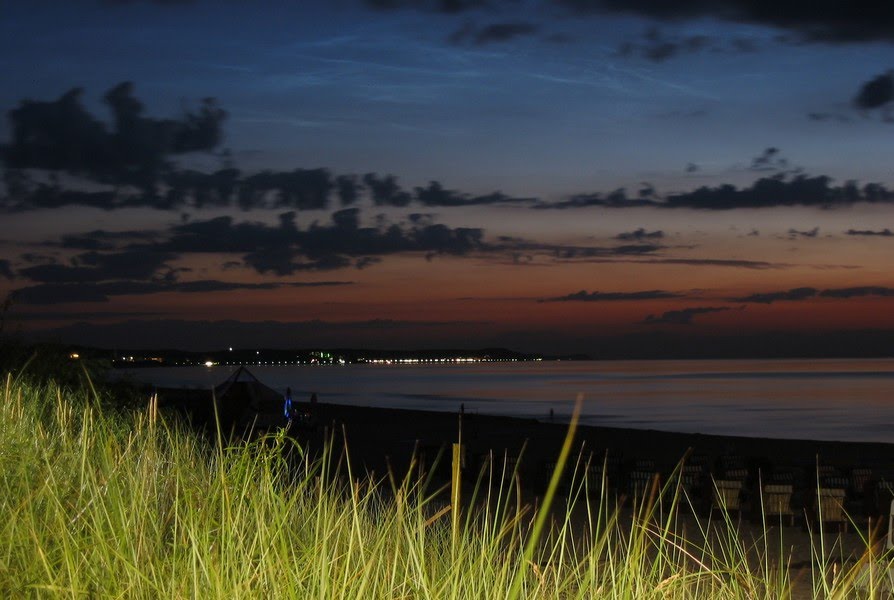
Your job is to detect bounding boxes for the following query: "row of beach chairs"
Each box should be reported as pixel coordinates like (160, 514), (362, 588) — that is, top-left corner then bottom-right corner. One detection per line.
(537, 454), (892, 529)
(416, 445), (892, 531)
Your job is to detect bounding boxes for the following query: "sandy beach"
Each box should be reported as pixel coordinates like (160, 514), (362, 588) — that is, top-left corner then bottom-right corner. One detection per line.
(157, 387), (894, 596)
(302, 401), (894, 596)
(159, 386), (894, 508)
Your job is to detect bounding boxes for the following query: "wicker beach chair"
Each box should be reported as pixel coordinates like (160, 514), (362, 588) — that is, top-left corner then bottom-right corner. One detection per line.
(816, 465), (838, 479)
(719, 455), (746, 473)
(822, 475), (849, 489)
(724, 467), (749, 482)
(583, 462), (611, 498)
(711, 479), (744, 513)
(681, 473), (703, 490)
(850, 468), (872, 497)
(627, 470), (660, 501)
(816, 487), (848, 531)
(762, 484), (795, 526)
(634, 459), (657, 471)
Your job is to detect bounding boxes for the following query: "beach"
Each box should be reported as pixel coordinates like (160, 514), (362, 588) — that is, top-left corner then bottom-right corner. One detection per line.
(300, 400), (894, 475)
(161, 387), (894, 524)
(159, 384), (894, 502)
(299, 401), (894, 596)
(147, 386), (894, 596)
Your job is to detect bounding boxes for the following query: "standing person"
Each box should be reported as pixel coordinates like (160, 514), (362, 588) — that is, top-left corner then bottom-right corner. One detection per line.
(284, 386), (293, 420)
(310, 392), (318, 405)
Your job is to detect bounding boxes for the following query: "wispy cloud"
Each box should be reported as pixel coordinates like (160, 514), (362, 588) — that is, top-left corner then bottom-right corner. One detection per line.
(540, 289), (681, 303)
(641, 306), (732, 325)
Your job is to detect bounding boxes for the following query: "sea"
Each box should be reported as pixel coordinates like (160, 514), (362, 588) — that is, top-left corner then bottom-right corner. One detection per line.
(115, 358), (894, 444)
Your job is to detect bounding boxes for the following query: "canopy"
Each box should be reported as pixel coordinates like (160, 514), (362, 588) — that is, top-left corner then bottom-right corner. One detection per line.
(212, 366), (286, 433)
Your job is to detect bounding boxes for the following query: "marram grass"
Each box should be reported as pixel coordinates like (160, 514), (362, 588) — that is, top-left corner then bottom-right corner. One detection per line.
(1, 374), (892, 598)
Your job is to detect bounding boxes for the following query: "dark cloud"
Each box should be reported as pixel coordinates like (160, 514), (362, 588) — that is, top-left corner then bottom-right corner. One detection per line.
(362, 173), (413, 207)
(479, 235), (666, 266)
(57, 229), (159, 251)
(237, 168), (333, 210)
(854, 71), (894, 112)
(19, 253), (56, 265)
(0, 260), (13, 279)
(732, 287), (817, 304)
(641, 306), (731, 325)
(18, 250), (177, 283)
(544, 242), (664, 259)
(732, 285), (894, 304)
(243, 248), (352, 275)
(471, 22), (539, 45)
(646, 258), (782, 269)
(449, 21), (540, 45)
(685, 162), (699, 173)
(558, 1), (894, 44)
(749, 147), (789, 172)
(162, 167), (239, 210)
(415, 181), (534, 206)
(534, 173), (894, 210)
(3, 166), (529, 212)
(335, 174), (362, 206)
(364, 0), (894, 44)
(143, 208), (486, 275)
(660, 175), (894, 210)
(2, 184), (137, 212)
(463, 235), (790, 269)
(156, 168), (335, 212)
(11, 279), (352, 305)
(407, 212), (436, 224)
(541, 289), (681, 302)
(846, 228), (894, 236)
(787, 226), (819, 238)
(355, 256), (382, 269)
(617, 28), (712, 62)
(364, 0), (488, 13)
(818, 286), (894, 299)
(533, 188), (654, 210)
(615, 228), (664, 241)
(2, 82), (225, 188)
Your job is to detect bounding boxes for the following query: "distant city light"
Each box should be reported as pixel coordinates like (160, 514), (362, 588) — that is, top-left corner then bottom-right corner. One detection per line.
(204, 360), (214, 367)
(69, 353), (79, 360)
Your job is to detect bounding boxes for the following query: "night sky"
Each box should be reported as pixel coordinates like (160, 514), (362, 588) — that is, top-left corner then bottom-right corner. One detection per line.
(3, 0), (894, 355)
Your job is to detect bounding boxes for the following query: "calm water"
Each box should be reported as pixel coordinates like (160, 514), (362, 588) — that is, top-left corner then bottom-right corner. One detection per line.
(117, 358), (894, 444)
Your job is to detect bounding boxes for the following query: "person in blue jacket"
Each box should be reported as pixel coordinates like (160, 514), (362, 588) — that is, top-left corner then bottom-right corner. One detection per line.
(284, 386), (293, 420)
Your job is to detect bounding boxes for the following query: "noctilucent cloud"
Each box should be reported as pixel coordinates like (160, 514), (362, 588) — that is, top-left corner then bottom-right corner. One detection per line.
(2, 0), (894, 355)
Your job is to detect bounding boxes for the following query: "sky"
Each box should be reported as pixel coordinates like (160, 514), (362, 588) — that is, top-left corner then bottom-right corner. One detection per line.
(2, 0), (894, 355)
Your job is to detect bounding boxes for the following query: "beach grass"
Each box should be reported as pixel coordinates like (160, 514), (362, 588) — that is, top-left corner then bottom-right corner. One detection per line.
(1, 373), (892, 598)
